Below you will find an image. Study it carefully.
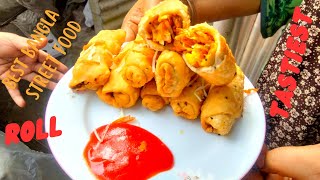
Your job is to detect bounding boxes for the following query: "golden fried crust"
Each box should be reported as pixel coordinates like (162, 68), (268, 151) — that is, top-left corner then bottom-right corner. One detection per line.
(69, 29), (126, 91)
(86, 29), (126, 55)
(121, 43), (155, 88)
(170, 77), (208, 120)
(113, 41), (135, 66)
(200, 66), (244, 135)
(141, 80), (169, 111)
(155, 50), (194, 97)
(96, 65), (140, 108)
(69, 45), (111, 91)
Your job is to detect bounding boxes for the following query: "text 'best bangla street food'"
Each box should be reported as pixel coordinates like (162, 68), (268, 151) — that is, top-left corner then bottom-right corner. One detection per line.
(69, 0), (249, 136)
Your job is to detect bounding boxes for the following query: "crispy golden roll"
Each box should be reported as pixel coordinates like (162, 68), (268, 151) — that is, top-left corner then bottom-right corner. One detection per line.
(113, 35), (147, 66)
(88, 29), (126, 54)
(140, 80), (169, 111)
(174, 23), (236, 86)
(113, 41), (135, 67)
(200, 66), (244, 135)
(138, 0), (190, 51)
(96, 66), (140, 108)
(69, 29), (126, 91)
(121, 43), (155, 88)
(170, 77), (208, 120)
(155, 50), (193, 97)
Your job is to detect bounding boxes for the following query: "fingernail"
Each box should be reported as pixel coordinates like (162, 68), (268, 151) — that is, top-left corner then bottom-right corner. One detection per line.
(41, 37), (47, 42)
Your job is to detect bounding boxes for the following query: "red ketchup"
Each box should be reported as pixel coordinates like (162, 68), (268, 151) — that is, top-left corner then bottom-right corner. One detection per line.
(83, 116), (174, 180)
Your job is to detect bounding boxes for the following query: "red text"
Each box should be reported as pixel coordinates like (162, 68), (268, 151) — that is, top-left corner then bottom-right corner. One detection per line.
(5, 116), (61, 145)
(270, 7), (312, 118)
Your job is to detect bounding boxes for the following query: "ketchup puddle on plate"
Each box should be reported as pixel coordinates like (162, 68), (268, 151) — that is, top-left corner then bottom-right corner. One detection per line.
(83, 116), (174, 180)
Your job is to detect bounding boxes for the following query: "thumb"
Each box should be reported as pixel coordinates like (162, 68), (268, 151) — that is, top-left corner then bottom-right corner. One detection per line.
(144, 0), (162, 12)
(121, 0), (144, 42)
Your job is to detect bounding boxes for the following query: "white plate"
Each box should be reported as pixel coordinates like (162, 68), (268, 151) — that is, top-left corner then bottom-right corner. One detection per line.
(45, 68), (266, 180)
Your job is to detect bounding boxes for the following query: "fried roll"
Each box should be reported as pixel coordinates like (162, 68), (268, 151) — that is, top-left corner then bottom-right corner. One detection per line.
(121, 43), (155, 88)
(140, 79), (169, 111)
(200, 66), (244, 135)
(170, 77), (208, 120)
(96, 66), (140, 108)
(138, 0), (190, 51)
(112, 41), (135, 67)
(69, 29), (126, 91)
(113, 35), (147, 67)
(155, 50), (193, 97)
(174, 23), (236, 86)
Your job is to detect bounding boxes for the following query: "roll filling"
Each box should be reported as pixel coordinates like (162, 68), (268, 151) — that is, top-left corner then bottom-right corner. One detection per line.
(174, 23), (236, 86)
(149, 15), (183, 46)
(138, 0), (190, 51)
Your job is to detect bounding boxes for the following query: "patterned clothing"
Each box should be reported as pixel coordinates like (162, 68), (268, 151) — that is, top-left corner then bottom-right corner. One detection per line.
(257, 0), (320, 149)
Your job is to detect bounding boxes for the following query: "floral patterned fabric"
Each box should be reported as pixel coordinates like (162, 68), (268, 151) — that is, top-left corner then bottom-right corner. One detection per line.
(257, 0), (320, 149)
(261, 0), (303, 38)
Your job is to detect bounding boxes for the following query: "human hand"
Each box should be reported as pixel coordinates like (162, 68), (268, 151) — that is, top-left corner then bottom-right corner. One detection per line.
(121, 0), (162, 41)
(244, 144), (320, 180)
(261, 144), (320, 180)
(0, 32), (68, 107)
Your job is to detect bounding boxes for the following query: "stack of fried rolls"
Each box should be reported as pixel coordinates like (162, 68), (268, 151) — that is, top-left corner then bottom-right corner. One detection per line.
(69, 0), (246, 136)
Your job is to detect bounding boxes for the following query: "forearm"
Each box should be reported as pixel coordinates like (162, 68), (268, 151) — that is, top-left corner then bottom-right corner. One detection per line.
(183, 0), (261, 24)
(263, 144), (320, 179)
